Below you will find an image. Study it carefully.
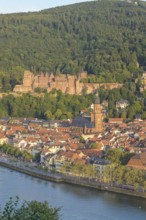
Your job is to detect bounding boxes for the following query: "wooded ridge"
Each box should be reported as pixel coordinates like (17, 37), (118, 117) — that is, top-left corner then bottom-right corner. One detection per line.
(0, 0), (146, 91)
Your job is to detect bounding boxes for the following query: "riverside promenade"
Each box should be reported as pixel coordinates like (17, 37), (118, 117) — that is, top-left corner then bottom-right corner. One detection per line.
(0, 156), (63, 183)
(0, 156), (146, 199)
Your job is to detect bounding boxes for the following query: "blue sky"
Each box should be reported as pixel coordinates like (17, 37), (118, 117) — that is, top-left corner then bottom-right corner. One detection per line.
(0, 0), (92, 14)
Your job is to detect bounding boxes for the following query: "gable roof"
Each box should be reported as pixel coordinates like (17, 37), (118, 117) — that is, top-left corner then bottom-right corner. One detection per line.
(127, 152), (146, 170)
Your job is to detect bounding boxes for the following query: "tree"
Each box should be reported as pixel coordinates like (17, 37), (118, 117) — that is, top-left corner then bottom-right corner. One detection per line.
(84, 164), (98, 179)
(0, 197), (60, 220)
(90, 142), (101, 149)
(60, 162), (71, 173)
(121, 152), (135, 165)
(112, 166), (126, 185)
(106, 149), (124, 165)
(127, 105), (136, 119)
(142, 181), (146, 192)
(55, 109), (62, 119)
(102, 165), (113, 184)
(79, 136), (86, 143)
(71, 162), (85, 176)
(141, 111), (146, 120)
(45, 110), (54, 120)
(120, 111), (127, 119)
(82, 87), (88, 96)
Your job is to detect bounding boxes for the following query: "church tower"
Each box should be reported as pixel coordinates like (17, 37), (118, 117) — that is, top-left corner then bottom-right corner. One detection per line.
(91, 92), (103, 132)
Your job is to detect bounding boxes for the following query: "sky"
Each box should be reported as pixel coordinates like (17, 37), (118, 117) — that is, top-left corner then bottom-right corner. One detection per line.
(0, 0), (92, 14)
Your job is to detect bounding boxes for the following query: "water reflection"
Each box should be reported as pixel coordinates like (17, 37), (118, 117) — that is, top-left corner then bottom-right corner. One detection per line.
(101, 191), (146, 211)
(58, 183), (99, 198)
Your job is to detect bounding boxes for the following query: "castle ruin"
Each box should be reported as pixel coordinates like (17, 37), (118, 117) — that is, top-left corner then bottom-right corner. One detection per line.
(13, 70), (122, 95)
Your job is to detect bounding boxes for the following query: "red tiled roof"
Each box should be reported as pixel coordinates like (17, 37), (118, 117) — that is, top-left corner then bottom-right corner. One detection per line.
(127, 152), (146, 170)
(109, 118), (125, 124)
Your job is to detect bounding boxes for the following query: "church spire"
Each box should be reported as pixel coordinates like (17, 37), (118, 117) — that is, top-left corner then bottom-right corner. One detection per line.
(94, 91), (100, 104)
(91, 90), (103, 132)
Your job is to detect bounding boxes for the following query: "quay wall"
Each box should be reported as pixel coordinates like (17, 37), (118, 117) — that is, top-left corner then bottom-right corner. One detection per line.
(0, 160), (63, 183)
(63, 176), (146, 199)
(0, 159), (146, 199)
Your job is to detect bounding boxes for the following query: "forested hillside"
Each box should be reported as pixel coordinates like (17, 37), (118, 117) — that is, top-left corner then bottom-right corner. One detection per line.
(0, 0), (146, 90)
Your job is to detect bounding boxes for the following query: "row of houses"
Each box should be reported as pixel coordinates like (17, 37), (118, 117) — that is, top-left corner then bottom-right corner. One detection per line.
(0, 117), (146, 171)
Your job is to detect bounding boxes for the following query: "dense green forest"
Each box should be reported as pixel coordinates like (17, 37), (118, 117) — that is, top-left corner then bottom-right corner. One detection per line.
(0, 91), (94, 119)
(0, 0), (146, 90)
(0, 87), (145, 120)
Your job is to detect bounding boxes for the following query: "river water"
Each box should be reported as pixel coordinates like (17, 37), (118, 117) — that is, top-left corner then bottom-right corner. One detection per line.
(0, 166), (146, 220)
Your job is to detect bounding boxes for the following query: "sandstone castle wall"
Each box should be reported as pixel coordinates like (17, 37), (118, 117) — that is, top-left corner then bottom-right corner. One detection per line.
(13, 71), (122, 94)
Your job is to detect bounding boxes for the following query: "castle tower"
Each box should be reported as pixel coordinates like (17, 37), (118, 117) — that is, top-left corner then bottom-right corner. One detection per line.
(13, 70), (33, 93)
(91, 92), (103, 132)
(23, 70), (34, 87)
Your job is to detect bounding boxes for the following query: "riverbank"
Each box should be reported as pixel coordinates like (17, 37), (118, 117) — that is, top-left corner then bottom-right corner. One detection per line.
(0, 157), (63, 183)
(0, 157), (146, 199)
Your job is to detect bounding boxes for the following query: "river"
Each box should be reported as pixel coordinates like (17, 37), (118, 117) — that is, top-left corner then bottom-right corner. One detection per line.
(0, 166), (146, 220)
